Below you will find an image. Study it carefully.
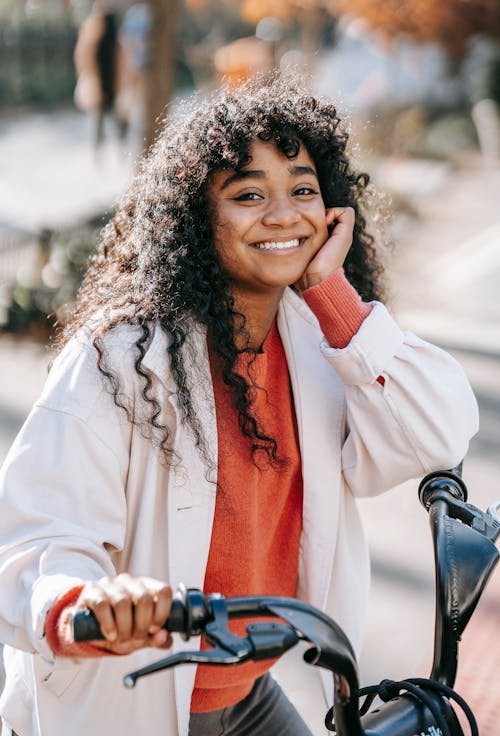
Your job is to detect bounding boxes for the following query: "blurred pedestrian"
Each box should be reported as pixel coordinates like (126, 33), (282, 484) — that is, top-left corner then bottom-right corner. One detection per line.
(0, 74), (478, 736)
(73, 4), (129, 152)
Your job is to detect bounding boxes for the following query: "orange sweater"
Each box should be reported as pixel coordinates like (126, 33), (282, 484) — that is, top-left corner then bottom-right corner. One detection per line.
(191, 270), (372, 712)
(190, 318), (303, 711)
(44, 269), (372, 701)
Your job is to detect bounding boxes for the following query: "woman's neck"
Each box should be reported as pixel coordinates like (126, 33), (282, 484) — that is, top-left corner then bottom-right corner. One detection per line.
(233, 289), (284, 351)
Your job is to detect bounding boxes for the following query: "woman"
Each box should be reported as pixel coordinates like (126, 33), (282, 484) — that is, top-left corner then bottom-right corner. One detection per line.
(0, 76), (478, 736)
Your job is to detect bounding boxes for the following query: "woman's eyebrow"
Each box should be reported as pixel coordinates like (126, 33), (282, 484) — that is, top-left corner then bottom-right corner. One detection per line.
(221, 170), (266, 189)
(289, 165), (318, 179)
(220, 164), (318, 190)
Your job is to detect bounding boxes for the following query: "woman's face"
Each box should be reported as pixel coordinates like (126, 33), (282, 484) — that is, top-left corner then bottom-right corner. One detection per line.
(207, 139), (329, 301)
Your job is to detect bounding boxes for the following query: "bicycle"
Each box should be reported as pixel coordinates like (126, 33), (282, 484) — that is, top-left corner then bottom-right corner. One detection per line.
(73, 465), (500, 736)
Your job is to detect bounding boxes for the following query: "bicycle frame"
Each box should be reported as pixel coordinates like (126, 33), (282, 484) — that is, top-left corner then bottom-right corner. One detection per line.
(73, 467), (500, 736)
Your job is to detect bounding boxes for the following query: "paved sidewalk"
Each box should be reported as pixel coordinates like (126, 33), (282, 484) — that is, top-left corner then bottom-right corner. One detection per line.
(0, 110), (135, 232)
(454, 561), (500, 735)
(387, 154), (500, 356)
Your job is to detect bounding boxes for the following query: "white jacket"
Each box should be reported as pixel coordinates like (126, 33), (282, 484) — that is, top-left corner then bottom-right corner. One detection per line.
(0, 289), (478, 736)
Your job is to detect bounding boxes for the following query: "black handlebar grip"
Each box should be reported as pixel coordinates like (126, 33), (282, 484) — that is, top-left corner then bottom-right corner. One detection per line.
(72, 597), (187, 642)
(165, 597), (188, 633)
(72, 608), (103, 641)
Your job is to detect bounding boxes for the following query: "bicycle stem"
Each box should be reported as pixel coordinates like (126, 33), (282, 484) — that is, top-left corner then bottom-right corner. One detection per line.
(419, 468), (500, 686)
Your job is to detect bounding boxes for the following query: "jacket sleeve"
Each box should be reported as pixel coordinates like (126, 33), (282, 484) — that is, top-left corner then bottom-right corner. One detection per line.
(0, 334), (133, 661)
(322, 302), (479, 496)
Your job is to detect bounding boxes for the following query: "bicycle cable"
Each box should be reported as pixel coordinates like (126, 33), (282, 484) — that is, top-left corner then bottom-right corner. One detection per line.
(324, 676), (478, 735)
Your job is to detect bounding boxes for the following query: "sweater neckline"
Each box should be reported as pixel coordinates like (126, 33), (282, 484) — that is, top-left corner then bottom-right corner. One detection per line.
(237, 318), (282, 364)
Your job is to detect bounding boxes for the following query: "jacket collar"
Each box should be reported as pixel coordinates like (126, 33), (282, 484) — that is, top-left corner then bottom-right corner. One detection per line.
(281, 285), (322, 328)
(137, 287), (321, 395)
(141, 320), (209, 394)
(140, 288), (313, 391)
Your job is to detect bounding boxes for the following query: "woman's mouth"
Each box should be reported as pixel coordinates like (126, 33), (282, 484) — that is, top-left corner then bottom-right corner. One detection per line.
(251, 238), (302, 251)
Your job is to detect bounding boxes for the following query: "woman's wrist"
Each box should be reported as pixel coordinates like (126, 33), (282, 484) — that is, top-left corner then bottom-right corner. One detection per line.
(303, 268), (372, 348)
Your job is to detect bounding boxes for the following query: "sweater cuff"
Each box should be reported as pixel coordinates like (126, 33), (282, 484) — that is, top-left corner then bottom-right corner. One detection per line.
(303, 268), (372, 348)
(45, 585), (116, 658)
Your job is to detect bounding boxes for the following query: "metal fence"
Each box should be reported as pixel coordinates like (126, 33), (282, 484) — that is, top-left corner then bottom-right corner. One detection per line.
(0, 23), (77, 108)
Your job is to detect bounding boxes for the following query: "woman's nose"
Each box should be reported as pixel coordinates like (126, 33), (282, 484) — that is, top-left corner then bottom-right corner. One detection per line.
(261, 196), (301, 228)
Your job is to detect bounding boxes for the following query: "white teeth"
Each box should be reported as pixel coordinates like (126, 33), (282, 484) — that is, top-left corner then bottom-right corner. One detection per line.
(254, 239), (300, 251)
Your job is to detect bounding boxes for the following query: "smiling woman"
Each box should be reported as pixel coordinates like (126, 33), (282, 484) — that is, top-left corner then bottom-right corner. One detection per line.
(207, 139), (353, 348)
(0, 74), (479, 736)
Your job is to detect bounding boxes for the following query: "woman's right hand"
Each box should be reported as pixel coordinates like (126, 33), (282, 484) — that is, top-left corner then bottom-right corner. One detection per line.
(75, 573), (173, 654)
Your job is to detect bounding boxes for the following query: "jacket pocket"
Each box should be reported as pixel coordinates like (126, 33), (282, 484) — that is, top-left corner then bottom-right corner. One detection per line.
(36, 656), (81, 698)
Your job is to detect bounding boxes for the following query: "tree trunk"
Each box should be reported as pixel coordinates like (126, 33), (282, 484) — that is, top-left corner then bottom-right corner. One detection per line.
(300, 7), (324, 72)
(143, 0), (180, 151)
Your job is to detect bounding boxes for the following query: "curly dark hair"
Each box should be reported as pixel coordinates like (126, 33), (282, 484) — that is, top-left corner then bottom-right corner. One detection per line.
(58, 73), (386, 468)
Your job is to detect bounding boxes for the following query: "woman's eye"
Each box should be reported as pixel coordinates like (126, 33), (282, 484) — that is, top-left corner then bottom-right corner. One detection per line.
(233, 192), (262, 201)
(294, 186), (318, 196)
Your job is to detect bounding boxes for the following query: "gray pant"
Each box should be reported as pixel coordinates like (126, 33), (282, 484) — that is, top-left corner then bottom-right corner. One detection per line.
(189, 674), (314, 736)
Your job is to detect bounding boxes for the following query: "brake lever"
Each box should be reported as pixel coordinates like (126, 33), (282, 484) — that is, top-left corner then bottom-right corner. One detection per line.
(124, 646), (248, 688)
(123, 593), (301, 688)
(204, 595), (253, 657)
(438, 492), (500, 543)
(487, 499), (500, 528)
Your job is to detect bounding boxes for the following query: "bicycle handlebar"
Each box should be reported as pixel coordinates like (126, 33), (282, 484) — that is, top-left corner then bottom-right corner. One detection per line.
(74, 588), (365, 734)
(71, 467), (500, 736)
(73, 586), (205, 642)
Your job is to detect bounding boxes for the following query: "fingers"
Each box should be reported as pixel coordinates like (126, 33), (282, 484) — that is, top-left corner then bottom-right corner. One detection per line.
(326, 207), (339, 228)
(145, 578), (173, 633)
(76, 575), (173, 653)
(295, 206), (355, 291)
(77, 579), (124, 642)
(323, 206), (355, 262)
(132, 577), (173, 642)
(325, 206), (355, 234)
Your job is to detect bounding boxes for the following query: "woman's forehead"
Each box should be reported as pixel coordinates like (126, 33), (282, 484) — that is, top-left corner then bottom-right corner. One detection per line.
(213, 138), (316, 178)
(206, 140), (318, 199)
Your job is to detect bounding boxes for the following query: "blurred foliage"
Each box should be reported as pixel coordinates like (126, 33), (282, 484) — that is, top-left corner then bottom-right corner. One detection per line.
(0, 22), (77, 107)
(329, 0), (500, 60)
(483, 50), (500, 103)
(0, 0), (250, 110)
(0, 0), (89, 108)
(188, 0), (500, 63)
(3, 213), (108, 335)
(350, 101), (480, 162)
(0, 0), (339, 111)
(423, 112), (478, 158)
(1, 0), (499, 111)
(187, 0), (331, 23)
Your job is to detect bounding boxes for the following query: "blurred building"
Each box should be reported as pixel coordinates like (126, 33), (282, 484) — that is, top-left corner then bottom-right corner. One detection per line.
(313, 19), (498, 113)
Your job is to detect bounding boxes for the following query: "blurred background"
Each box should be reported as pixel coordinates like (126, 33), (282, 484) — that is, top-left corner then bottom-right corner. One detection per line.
(0, 0), (499, 733)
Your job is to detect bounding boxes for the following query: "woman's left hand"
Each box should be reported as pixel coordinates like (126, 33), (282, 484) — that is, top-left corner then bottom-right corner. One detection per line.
(295, 207), (355, 292)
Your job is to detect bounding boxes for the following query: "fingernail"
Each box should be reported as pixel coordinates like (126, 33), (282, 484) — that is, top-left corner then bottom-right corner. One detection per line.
(156, 630), (168, 645)
(149, 624), (160, 634)
(107, 631), (117, 641)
